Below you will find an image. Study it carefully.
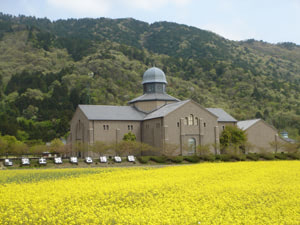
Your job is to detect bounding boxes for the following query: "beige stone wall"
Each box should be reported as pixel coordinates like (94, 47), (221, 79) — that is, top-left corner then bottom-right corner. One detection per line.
(245, 120), (279, 153)
(163, 101), (219, 156)
(93, 120), (141, 144)
(70, 108), (90, 145)
(142, 118), (163, 155)
(132, 100), (174, 113)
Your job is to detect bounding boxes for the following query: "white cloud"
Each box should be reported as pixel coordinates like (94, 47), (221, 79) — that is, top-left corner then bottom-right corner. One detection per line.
(47, 0), (111, 16)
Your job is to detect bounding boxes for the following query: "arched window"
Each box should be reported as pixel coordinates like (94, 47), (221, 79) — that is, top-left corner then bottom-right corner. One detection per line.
(188, 138), (196, 155)
(188, 114), (194, 125)
(184, 117), (188, 125)
(194, 117), (198, 126)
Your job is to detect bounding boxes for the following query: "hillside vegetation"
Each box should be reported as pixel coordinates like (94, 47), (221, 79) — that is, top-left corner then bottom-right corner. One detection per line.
(0, 13), (299, 142)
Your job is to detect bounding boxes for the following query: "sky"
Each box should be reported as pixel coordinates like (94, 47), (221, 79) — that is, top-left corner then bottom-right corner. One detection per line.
(1, 0), (300, 44)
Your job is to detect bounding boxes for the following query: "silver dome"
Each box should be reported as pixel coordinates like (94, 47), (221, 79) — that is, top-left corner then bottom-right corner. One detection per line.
(142, 67), (167, 84)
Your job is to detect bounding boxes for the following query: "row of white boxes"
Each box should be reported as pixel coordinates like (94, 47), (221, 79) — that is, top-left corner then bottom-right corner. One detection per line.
(3, 156), (136, 166)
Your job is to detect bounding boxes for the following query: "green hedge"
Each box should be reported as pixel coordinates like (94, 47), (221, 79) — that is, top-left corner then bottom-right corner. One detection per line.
(259, 153), (275, 160)
(150, 156), (167, 163)
(184, 155), (200, 163)
(246, 153), (260, 161)
(137, 156), (151, 164)
(169, 156), (184, 163)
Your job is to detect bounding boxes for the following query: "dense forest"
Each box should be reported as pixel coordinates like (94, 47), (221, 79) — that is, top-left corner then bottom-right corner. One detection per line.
(0, 13), (299, 143)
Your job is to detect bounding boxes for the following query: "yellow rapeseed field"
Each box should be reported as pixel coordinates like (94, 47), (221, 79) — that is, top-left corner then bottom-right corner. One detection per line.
(0, 161), (299, 224)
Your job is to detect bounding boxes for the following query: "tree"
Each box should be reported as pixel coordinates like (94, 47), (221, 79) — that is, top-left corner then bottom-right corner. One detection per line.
(49, 138), (64, 153)
(220, 126), (247, 153)
(0, 135), (8, 156)
(163, 143), (179, 156)
(123, 132), (136, 141)
(92, 141), (109, 156)
(29, 144), (48, 156)
(197, 144), (211, 155)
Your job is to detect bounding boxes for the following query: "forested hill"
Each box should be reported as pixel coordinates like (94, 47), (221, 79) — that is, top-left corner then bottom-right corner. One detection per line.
(0, 13), (299, 142)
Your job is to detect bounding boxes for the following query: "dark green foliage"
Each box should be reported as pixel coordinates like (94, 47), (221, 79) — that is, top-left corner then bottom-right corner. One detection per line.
(220, 126), (247, 151)
(246, 153), (260, 161)
(229, 154), (247, 161)
(286, 153), (300, 160)
(199, 154), (216, 162)
(137, 156), (151, 164)
(218, 154), (232, 162)
(169, 156), (184, 163)
(274, 153), (287, 160)
(184, 155), (200, 163)
(259, 153), (275, 160)
(150, 156), (167, 163)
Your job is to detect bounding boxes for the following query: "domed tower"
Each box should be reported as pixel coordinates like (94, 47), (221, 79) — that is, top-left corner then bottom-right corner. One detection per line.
(129, 67), (179, 113)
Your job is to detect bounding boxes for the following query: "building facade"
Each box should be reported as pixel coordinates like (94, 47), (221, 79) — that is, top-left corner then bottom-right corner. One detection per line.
(69, 67), (284, 156)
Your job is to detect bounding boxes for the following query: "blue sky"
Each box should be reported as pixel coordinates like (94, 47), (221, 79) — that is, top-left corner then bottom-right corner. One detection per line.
(1, 0), (300, 44)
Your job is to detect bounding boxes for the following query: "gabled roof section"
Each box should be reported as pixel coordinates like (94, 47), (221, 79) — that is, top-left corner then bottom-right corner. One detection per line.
(78, 105), (146, 121)
(129, 93), (179, 104)
(143, 100), (190, 120)
(206, 108), (237, 122)
(237, 119), (261, 130)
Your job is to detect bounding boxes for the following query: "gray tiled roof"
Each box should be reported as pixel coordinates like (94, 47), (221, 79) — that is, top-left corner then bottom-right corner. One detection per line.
(129, 93), (180, 104)
(237, 119), (260, 130)
(206, 108), (237, 122)
(144, 100), (190, 120)
(79, 105), (146, 121)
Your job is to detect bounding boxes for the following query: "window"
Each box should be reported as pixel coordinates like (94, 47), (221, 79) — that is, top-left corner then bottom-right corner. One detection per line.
(106, 125), (109, 130)
(204, 122), (206, 127)
(103, 125), (106, 130)
(177, 122), (180, 127)
(188, 114), (194, 125)
(103, 125), (109, 130)
(188, 138), (196, 155)
(194, 117), (198, 126)
(184, 117), (188, 125)
(222, 125), (225, 130)
(128, 125), (133, 130)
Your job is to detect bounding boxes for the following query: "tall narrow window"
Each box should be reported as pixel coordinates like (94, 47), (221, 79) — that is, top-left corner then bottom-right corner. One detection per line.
(106, 125), (109, 130)
(188, 114), (194, 125)
(103, 125), (106, 130)
(194, 117), (198, 125)
(184, 117), (188, 125)
(131, 125), (133, 130)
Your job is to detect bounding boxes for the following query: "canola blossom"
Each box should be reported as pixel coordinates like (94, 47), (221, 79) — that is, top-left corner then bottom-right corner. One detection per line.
(0, 161), (299, 224)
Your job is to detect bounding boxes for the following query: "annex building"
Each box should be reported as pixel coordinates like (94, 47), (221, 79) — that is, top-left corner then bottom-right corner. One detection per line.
(69, 67), (284, 156)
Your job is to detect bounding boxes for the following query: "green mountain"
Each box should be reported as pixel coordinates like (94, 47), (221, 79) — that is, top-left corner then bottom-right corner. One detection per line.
(0, 13), (299, 142)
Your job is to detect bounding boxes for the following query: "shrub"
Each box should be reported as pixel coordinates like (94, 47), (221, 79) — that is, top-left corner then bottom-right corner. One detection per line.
(137, 156), (150, 164)
(246, 153), (259, 161)
(229, 154), (246, 161)
(259, 153), (275, 160)
(184, 155), (200, 163)
(199, 154), (215, 162)
(150, 156), (167, 163)
(169, 156), (183, 163)
(274, 153), (287, 160)
(286, 153), (300, 160)
(218, 154), (232, 162)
